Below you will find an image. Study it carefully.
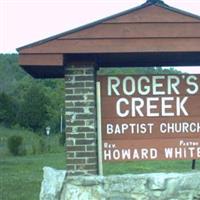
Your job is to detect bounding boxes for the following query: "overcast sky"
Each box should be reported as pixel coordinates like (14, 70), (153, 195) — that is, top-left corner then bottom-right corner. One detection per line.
(1, 0), (200, 73)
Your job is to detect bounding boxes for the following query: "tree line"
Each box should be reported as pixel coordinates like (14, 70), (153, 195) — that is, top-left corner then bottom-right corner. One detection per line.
(0, 54), (64, 133)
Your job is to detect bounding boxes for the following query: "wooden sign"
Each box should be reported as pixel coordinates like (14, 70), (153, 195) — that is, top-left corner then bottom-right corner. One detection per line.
(97, 74), (200, 161)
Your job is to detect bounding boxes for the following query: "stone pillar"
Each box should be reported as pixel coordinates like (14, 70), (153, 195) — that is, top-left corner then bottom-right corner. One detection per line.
(65, 63), (98, 175)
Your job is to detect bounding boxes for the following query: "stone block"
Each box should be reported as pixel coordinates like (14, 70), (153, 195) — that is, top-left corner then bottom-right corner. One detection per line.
(39, 167), (66, 200)
(40, 169), (200, 200)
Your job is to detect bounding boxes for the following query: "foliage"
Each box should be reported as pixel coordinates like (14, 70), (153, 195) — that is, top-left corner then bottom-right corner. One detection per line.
(0, 92), (16, 126)
(0, 54), (26, 94)
(43, 81), (64, 133)
(0, 125), (64, 156)
(18, 84), (50, 132)
(38, 138), (47, 153)
(59, 133), (66, 146)
(7, 135), (25, 156)
(98, 66), (181, 75)
(0, 54), (64, 133)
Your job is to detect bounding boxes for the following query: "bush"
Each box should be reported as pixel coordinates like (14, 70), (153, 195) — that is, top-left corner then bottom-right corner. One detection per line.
(59, 133), (66, 146)
(31, 144), (37, 155)
(38, 138), (46, 153)
(7, 135), (26, 156)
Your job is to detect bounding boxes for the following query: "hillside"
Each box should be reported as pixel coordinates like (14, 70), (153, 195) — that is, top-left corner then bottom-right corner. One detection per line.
(0, 54), (64, 132)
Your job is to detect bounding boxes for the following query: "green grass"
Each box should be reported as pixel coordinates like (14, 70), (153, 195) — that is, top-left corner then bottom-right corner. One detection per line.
(0, 153), (65, 200)
(0, 126), (66, 200)
(103, 160), (200, 175)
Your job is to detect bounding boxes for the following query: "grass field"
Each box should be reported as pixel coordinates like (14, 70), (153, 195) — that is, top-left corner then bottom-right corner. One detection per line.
(1, 126), (200, 200)
(104, 160), (200, 175)
(0, 126), (66, 200)
(0, 153), (66, 200)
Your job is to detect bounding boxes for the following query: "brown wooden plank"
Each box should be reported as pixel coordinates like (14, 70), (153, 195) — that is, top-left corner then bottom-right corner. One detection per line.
(105, 5), (200, 23)
(60, 23), (200, 39)
(19, 54), (63, 66)
(19, 38), (200, 54)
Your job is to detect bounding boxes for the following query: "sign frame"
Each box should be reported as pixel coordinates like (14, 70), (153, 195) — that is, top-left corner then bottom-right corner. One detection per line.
(97, 74), (200, 163)
(96, 81), (103, 175)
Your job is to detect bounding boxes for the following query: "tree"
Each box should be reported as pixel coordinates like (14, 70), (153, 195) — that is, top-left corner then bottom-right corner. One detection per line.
(0, 92), (16, 126)
(44, 80), (65, 133)
(0, 54), (27, 94)
(19, 84), (50, 132)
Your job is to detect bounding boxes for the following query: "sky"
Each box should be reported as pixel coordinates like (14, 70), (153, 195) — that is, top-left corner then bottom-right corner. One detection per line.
(1, 0), (200, 73)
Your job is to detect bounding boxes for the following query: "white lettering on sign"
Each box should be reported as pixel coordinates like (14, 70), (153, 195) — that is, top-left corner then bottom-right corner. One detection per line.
(161, 97), (174, 116)
(152, 76), (165, 95)
(160, 122), (200, 134)
(164, 147), (200, 159)
(116, 97), (188, 117)
(167, 75), (180, 95)
(138, 76), (150, 95)
(107, 75), (198, 117)
(106, 123), (154, 135)
(104, 147), (158, 161)
(186, 75), (199, 94)
(107, 75), (199, 96)
(107, 76), (120, 96)
(179, 140), (199, 146)
(123, 76), (136, 95)
(116, 98), (129, 117)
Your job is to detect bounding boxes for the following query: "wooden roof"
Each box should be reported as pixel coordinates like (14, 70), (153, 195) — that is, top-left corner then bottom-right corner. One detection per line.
(17, 0), (200, 78)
